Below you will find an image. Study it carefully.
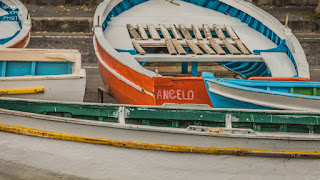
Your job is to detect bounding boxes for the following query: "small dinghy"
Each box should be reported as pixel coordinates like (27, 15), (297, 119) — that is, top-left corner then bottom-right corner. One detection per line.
(0, 0), (31, 48)
(0, 48), (86, 102)
(202, 72), (320, 111)
(93, 0), (309, 106)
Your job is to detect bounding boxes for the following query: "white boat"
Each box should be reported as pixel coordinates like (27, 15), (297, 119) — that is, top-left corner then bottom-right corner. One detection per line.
(0, 0), (31, 48)
(0, 48), (86, 102)
(93, 0), (309, 106)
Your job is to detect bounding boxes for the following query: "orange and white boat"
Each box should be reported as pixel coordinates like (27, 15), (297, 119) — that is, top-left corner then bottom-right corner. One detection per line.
(93, 0), (309, 106)
(0, 0), (31, 48)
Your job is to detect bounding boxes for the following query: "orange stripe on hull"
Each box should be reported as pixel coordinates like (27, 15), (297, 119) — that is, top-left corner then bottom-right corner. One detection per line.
(95, 37), (154, 93)
(98, 61), (155, 105)
(10, 32), (30, 48)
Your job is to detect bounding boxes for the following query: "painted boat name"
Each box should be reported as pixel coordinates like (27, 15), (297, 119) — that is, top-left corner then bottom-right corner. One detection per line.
(156, 90), (194, 100)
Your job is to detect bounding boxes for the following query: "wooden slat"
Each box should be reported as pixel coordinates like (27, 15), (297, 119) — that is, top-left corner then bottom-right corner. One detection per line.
(132, 39), (146, 55)
(186, 40), (203, 55)
(213, 24), (226, 40)
(159, 24), (172, 39)
(198, 40), (216, 55)
(225, 25), (238, 40)
(137, 24), (148, 40)
(208, 39), (226, 55)
(191, 24), (203, 40)
(179, 24), (193, 40)
(127, 24), (142, 40)
(202, 24), (213, 39)
(147, 24), (161, 40)
(235, 39), (250, 55)
(222, 39), (241, 55)
(171, 39), (187, 55)
(165, 39), (177, 55)
(170, 24), (183, 40)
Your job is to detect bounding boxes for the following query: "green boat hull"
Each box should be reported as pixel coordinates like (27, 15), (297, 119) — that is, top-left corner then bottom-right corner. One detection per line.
(0, 98), (319, 134)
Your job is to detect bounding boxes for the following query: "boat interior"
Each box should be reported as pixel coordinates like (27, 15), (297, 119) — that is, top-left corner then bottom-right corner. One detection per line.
(102, 0), (298, 79)
(0, 48), (83, 77)
(0, 1), (22, 45)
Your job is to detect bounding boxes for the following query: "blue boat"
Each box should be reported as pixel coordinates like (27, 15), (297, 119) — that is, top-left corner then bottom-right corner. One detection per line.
(202, 72), (320, 111)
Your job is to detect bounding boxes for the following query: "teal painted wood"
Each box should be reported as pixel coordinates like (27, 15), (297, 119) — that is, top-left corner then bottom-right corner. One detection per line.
(0, 61), (73, 77)
(0, 98), (320, 134)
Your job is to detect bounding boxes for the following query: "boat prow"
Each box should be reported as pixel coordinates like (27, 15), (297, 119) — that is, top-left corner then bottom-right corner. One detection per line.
(0, 0), (31, 48)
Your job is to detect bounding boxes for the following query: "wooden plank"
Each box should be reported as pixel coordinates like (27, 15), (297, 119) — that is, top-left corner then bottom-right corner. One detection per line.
(172, 39), (187, 55)
(213, 24), (226, 40)
(179, 24), (193, 40)
(198, 40), (216, 55)
(208, 39), (226, 55)
(186, 40), (203, 55)
(235, 39), (250, 55)
(191, 24), (203, 40)
(134, 54), (262, 62)
(202, 24), (213, 39)
(170, 24), (183, 40)
(0, 49), (78, 62)
(147, 24), (161, 40)
(132, 39), (146, 55)
(225, 25), (238, 40)
(222, 39), (241, 55)
(165, 39), (177, 55)
(137, 24), (148, 40)
(126, 24), (142, 40)
(159, 24), (172, 39)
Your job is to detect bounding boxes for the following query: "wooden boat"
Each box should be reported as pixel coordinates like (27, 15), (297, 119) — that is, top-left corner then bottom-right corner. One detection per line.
(1, 97), (320, 158)
(202, 72), (320, 111)
(93, 0), (309, 106)
(0, 48), (86, 102)
(0, 0), (31, 48)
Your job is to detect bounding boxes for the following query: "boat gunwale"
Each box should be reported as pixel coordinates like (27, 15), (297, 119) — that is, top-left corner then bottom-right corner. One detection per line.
(2, 96), (320, 115)
(205, 78), (320, 101)
(2, 103), (320, 142)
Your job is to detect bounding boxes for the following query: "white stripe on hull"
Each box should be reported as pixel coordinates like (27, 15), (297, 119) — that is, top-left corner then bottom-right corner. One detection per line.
(207, 81), (320, 112)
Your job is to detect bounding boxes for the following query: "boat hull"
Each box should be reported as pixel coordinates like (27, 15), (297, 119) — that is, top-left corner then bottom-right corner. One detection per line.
(1, 107), (320, 158)
(0, 76), (86, 102)
(204, 79), (320, 111)
(9, 32), (30, 48)
(95, 37), (212, 106)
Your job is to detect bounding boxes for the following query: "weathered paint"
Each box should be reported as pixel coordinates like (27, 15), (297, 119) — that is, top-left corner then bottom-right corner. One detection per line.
(1, 98), (320, 134)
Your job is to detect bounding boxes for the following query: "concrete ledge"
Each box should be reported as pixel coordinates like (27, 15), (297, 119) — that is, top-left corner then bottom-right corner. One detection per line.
(21, 0), (103, 5)
(253, 0), (318, 6)
(30, 17), (319, 33)
(32, 17), (93, 33)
